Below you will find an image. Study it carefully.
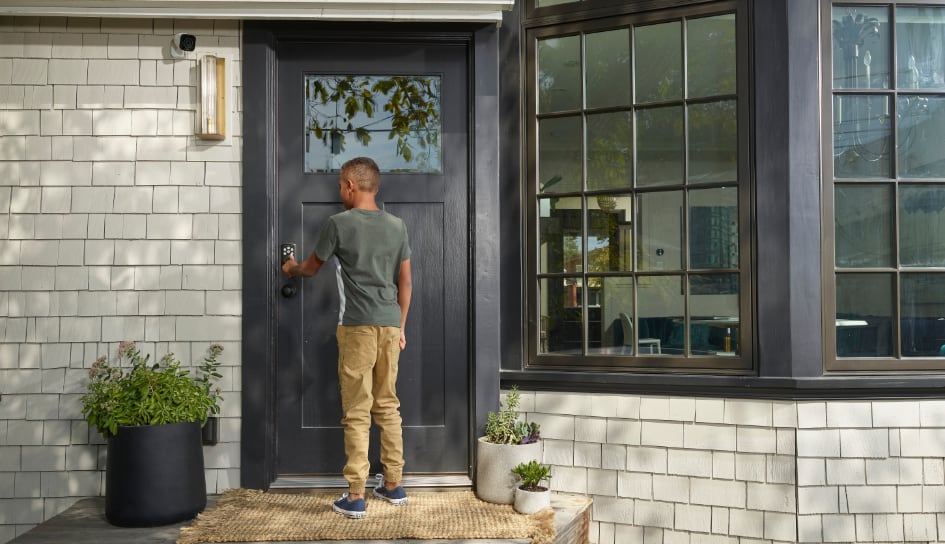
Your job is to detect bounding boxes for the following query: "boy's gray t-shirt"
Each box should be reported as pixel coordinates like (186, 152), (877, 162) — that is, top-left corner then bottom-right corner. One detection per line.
(313, 208), (411, 327)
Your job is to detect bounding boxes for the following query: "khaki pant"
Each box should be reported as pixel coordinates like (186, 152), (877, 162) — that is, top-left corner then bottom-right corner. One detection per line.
(336, 325), (404, 495)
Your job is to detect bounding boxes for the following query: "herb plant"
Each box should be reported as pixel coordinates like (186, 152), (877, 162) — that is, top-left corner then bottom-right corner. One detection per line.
(511, 460), (552, 491)
(81, 341), (224, 439)
(484, 386), (541, 445)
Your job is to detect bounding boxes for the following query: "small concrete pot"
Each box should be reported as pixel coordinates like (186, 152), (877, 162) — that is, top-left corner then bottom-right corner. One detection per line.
(513, 485), (551, 514)
(475, 437), (543, 504)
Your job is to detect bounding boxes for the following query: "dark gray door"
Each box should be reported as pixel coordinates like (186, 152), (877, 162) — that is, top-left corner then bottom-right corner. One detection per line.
(275, 40), (469, 478)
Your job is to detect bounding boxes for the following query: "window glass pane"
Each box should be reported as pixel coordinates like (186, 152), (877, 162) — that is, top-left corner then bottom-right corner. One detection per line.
(688, 100), (737, 184)
(690, 274), (739, 356)
(586, 29), (631, 109)
(836, 273), (893, 357)
(833, 94), (892, 178)
(587, 195), (633, 273)
(638, 275), (684, 355)
(538, 35), (582, 113)
(304, 75), (441, 173)
(901, 273), (945, 357)
(896, 7), (945, 90)
(636, 106), (684, 186)
(539, 277), (584, 354)
(900, 184), (945, 267)
(687, 14), (736, 98)
(637, 190), (682, 271)
(537, 0), (575, 7)
(832, 6), (889, 90)
(587, 111), (632, 191)
(634, 21), (682, 103)
(689, 187), (738, 269)
(898, 95), (945, 178)
(539, 116), (582, 194)
(835, 184), (893, 268)
(539, 196), (582, 275)
(587, 276), (637, 355)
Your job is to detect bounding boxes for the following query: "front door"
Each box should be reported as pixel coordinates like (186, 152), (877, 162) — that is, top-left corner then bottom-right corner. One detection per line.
(275, 38), (470, 482)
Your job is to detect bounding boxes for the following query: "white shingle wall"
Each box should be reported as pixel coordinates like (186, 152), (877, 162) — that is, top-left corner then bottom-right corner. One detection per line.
(0, 17), (242, 542)
(518, 391), (945, 544)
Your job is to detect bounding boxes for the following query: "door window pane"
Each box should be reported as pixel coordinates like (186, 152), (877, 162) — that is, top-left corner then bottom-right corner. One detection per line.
(900, 184), (945, 267)
(587, 276), (635, 355)
(835, 184), (893, 268)
(586, 29), (631, 109)
(689, 187), (738, 269)
(688, 100), (737, 183)
(634, 21), (682, 103)
(539, 196), (582, 275)
(637, 191), (682, 272)
(539, 116), (582, 194)
(896, 7), (945, 90)
(833, 94), (892, 178)
(837, 273), (893, 357)
(638, 275), (684, 355)
(587, 195), (633, 273)
(690, 274), (739, 356)
(832, 6), (889, 90)
(587, 111), (632, 191)
(304, 75), (441, 173)
(636, 105), (684, 186)
(901, 273), (945, 357)
(898, 95), (945, 178)
(539, 277), (584, 354)
(538, 35), (582, 113)
(687, 14), (737, 98)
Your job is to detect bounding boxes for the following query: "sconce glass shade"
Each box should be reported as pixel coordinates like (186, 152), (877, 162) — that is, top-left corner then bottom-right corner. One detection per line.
(197, 55), (226, 140)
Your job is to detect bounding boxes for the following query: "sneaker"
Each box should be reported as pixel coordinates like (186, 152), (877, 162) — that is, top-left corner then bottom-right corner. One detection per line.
(372, 473), (408, 505)
(332, 492), (367, 519)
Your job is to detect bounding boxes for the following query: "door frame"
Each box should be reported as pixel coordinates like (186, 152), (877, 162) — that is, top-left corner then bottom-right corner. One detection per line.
(240, 20), (502, 490)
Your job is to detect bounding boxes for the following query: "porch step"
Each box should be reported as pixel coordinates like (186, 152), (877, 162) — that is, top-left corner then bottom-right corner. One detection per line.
(11, 492), (592, 544)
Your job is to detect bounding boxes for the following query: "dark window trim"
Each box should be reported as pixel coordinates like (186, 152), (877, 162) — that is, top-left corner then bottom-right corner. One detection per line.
(524, 0), (721, 26)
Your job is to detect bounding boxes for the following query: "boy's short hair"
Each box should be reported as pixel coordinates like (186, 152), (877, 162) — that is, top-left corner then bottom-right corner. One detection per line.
(341, 157), (381, 193)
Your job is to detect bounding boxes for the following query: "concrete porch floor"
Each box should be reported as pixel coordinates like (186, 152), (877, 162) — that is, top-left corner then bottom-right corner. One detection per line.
(10, 492), (592, 544)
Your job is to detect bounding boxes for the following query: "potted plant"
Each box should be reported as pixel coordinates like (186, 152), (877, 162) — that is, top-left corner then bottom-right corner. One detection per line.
(475, 386), (542, 504)
(81, 341), (223, 527)
(512, 459), (552, 514)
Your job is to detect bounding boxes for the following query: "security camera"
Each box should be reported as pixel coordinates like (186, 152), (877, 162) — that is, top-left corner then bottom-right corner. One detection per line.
(170, 33), (196, 58)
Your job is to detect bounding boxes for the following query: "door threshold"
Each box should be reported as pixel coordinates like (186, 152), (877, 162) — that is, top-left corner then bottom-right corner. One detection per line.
(271, 474), (473, 489)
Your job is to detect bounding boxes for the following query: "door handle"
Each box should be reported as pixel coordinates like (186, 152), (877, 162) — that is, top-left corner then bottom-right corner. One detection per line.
(281, 284), (297, 298)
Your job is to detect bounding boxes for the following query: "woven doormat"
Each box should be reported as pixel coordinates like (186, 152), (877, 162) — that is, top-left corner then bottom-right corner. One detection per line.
(177, 489), (555, 544)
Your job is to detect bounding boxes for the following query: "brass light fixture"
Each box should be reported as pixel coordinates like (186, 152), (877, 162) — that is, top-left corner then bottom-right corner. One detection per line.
(197, 54), (226, 140)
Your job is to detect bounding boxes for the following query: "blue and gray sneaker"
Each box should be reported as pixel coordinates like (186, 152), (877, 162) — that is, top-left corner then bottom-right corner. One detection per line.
(372, 473), (408, 505)
(332, 492), (366, 519)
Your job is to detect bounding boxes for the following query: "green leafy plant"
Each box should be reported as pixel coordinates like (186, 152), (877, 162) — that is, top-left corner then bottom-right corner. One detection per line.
(81, 341), (224, 439)
(483, 386), (541, 445)
(511, 459), (552, 491)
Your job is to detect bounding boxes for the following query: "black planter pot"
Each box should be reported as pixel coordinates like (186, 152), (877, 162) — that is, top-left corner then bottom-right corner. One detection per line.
(105, 421), (207, 527)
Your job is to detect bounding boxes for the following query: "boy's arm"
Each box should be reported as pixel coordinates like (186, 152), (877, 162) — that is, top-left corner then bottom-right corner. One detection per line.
(398, 258), (412, 350)
(282, 251), (324, 278)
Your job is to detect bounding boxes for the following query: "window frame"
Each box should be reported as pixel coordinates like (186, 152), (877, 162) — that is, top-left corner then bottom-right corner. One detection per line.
(523, 0), (754, 373)
(822, 0), (945, 371)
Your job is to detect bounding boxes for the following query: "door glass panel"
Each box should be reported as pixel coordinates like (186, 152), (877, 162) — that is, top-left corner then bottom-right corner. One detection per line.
(689, 187), (738, 269)
(538, 35), (582, 113)
(898, 95), (945, 178)
(837, 273), (893, 357)
(587, 276), (635, 355)
(539, 196), (582, 275)
(585, 29), (631, 109)
(637, 190), (682, 271)
(636, 105), (684, 186)
(901, 273), (945, 357)
(539, 116), (582, 194)
(900, 184), (945, 267)
(587, 111), (632, 191)
(835, 184), (893, 268)
(688, 100), (737, 183)
(896, 7), (945, 90)
(587, 195), (633, 273)
(638, 275), (684, 355)
(687, 14), (736, 98)
(832, 6), (889, 90)
(539, 277), (584, 354)
(833, 94), (892, 178)
(635, 21), (682, 103)
(690, 274), (739, 356)
(303, 75), (441, 173)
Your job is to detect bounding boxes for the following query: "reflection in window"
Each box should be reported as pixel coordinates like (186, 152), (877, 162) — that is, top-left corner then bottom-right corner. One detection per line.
(304, 75), (441, 173)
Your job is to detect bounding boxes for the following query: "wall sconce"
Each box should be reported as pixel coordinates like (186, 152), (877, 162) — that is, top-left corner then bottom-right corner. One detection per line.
(197, 54), (226, 140)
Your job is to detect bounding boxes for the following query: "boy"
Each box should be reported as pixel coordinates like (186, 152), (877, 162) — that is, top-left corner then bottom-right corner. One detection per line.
(282, 156), (412, 519)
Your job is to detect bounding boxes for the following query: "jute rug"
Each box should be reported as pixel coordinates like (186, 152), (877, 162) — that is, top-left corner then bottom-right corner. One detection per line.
(177, 489), (556, 544)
